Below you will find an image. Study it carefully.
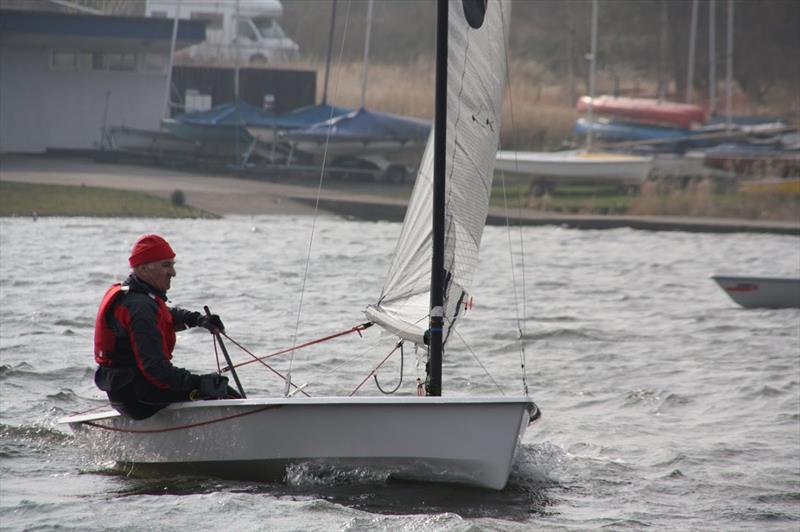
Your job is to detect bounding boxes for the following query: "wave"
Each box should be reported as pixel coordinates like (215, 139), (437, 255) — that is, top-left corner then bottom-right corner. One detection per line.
(281, 459), (558, 520)
(521, 328), (612, 342)
(622, 388), (662, 407)
(0, 422), (73, 448)
(0, 363), (91, 382)
(655, 392), (694, 412)
(54, 319), (93, 329)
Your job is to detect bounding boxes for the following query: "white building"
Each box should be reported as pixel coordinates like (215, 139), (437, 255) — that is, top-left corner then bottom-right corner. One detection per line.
(0, 8), (204, 153)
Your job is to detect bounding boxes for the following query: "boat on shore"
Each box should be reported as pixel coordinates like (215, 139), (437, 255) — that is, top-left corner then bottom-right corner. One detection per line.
(711, 275), (800, 308)
(703, 142), (800, 178)
(161, 100), (268, 144)
(495, 149), (653, 184)
(245, 103), (352, 146)
(576, 95), (707, 129)
(281, 107), (430, 181)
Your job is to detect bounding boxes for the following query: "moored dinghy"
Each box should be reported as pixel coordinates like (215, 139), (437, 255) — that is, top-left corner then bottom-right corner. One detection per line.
(711, 275), (800, 309)
(495, 149), (653, 184)
(60, 0), (539, 491)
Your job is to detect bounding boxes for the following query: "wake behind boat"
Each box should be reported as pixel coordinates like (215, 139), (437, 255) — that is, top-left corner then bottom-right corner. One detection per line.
(60, 0), (539, 491)
(711, 275), (800, 309)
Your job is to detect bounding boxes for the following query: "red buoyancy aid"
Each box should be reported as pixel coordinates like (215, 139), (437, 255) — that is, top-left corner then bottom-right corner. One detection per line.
(94, 284), (124, 365)
(94, 283), (177, 372)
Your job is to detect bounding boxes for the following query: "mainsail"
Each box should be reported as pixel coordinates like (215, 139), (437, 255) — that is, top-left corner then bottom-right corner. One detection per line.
(365, 0), (511, 346)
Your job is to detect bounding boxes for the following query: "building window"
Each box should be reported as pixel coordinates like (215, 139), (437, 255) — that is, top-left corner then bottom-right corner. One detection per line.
(141, 53), (168, 74)
(185, 89), (212, 112)
(105, 53), (137, 71)
(51, 50), (77, 71)
(78, 52), (93, 71)
(92, 52), (104, 70)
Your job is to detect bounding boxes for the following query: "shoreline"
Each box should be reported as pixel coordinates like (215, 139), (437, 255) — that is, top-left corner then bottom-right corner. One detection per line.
(2, 154), (798, 235)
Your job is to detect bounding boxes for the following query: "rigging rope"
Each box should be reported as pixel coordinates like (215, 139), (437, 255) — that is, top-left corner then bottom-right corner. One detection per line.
(453, 329), (505, 396)
(497, 2), (531, 397)
(374, 340), (404, 394)
(217, 332), (313, 398)
(286, 0), (354, 397)
(349, 341), (403, 396)
(221, 323), (373, 372)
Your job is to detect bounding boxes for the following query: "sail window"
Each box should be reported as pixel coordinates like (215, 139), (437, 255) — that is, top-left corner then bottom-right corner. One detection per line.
(462, 0), (487, 29)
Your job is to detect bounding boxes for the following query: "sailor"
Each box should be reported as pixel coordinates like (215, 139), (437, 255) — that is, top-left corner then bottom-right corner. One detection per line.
(93, 233), (240, 420)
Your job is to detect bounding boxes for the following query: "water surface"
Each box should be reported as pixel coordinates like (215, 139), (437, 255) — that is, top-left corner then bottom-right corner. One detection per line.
(1, 215), (798, 530)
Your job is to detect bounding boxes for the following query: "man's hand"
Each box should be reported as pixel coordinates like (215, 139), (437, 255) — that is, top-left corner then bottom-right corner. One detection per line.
(192, 373), (230, 400)
(197, 313), (225, 334)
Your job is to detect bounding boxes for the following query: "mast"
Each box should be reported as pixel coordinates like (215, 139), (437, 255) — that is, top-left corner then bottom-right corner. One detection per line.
(427, 0), (448, 397)
(709, 0), (717, 115)
(360, 0), (374, 109)
(586, 0), (598, 152)
(234, 0), (240, 100)
(321, 0), (337, 105)
(162, 0), (181, 119)
(725, 0), (734, 131)
(686, 0), (698, 104)
(657, 0), (668, 101)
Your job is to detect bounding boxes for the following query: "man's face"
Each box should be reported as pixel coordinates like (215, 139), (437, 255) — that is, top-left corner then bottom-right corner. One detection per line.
(137, 259), (176, 292)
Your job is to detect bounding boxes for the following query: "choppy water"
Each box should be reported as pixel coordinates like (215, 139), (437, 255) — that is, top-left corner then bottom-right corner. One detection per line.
(1, 214), (798, 531)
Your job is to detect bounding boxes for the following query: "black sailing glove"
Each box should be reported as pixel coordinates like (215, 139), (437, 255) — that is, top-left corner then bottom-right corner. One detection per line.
(192, 373), (230, 400)
(197, 314), (225, 334)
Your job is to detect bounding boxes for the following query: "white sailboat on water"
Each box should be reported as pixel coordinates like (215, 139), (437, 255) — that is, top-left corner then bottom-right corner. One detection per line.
(60, 0), (540, 491)
(710, 275), (800, 309)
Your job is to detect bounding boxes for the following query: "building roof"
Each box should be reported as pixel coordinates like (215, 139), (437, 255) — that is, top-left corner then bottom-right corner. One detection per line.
(0, 9), (205, 51)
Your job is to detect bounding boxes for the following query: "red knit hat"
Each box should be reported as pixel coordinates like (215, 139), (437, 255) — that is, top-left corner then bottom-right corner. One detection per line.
(129, 234), (175, 267)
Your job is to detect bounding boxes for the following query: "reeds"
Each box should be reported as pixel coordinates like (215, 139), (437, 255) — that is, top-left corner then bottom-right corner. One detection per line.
(288, 58), (578, 151)
(629, 178), (800, 221)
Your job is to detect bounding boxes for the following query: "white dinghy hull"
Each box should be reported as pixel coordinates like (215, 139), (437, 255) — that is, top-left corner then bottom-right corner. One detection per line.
(711, 275), (800, 309)
(61, 396), (538, 490)
(495, 150), (653, 183)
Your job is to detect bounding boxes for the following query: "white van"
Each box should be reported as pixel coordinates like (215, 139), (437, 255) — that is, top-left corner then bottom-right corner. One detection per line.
(145, 0), (300, 65)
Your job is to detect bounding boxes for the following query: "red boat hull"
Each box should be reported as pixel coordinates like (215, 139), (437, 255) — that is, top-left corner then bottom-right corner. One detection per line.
(577, 96), (706, 128)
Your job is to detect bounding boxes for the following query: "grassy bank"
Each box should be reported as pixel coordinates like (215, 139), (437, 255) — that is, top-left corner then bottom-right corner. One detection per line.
(0, 181), (216, 218)
(513, 178), (800, 220)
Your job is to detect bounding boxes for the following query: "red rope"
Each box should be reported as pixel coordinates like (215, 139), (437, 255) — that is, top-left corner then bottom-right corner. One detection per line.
(81, 404), (281, 434)
(221, 322), (373, 371)
(215, 334), (311, 398)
